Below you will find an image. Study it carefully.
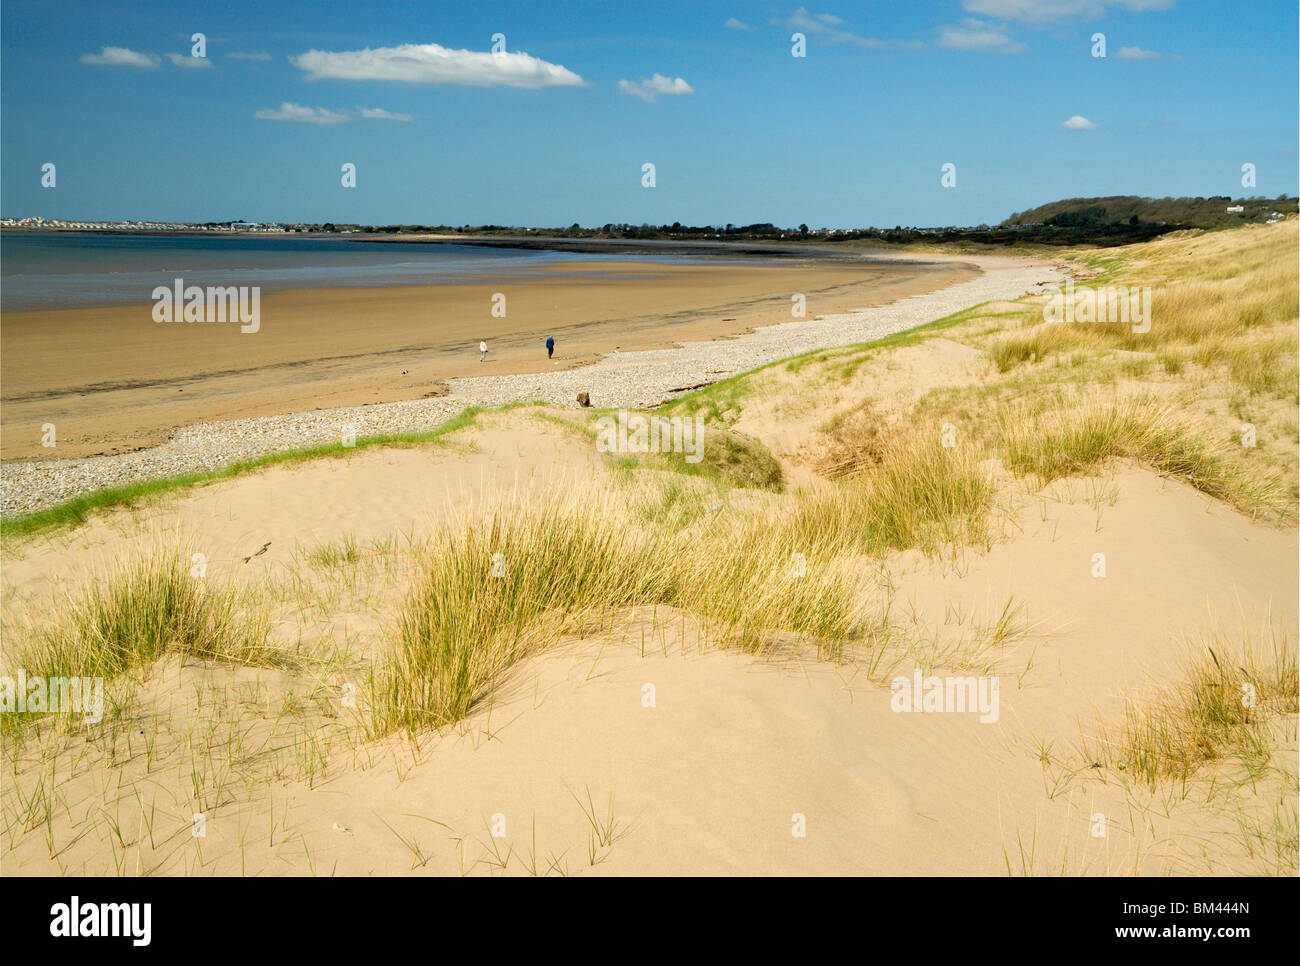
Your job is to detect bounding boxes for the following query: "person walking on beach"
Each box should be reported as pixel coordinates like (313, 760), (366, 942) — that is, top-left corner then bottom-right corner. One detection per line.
(546, 336), (555, 359)
(479, 340), (487, 362)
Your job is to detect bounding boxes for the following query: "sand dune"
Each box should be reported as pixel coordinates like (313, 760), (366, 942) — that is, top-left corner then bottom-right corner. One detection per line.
(2, 414), (1293, 875)
(2, 224), (1295, 877)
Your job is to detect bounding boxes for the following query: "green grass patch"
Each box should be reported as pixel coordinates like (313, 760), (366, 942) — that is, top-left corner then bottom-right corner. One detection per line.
(1, 406), (488, 543)
(2, 554), (285, 735)
(653, 427), (784, 491)
(308, 534), (362, 569)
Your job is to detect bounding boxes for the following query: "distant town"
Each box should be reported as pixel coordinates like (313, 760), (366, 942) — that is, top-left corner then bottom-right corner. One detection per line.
(1, 216), (344, 233)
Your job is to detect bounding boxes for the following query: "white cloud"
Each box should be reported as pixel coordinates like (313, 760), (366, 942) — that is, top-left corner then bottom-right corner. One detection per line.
(725, 17), (754, 30)
(937, 19), (1027, 53)
(618, 74), (694, 102)
(255, 102), (349, 124)
(80, 46), (160, 68)
(166, 52), (213, 69)
(1116, 45), (1161, 59)
(778, 7), (921, 49)
(228, 50), (272, 61)
(289, 42), (583, 88)
(1061, 114), (1098, 130)
(358, 106), (412, 121)
(781, 7), (888, 48)
(961, 0), (1172, 23)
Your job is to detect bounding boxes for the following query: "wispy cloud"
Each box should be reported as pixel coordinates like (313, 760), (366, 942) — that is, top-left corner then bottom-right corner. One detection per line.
(618, 74), (694, 102)
(80, 46), (160, 68)
(1116, 45), (1162, 60)
(166, 53), (213, 69)
(358, 106), (412, 121)
(1061, 114), (1098, 130)
(962, 1), (1173, 23)
(777, 7), (917, 49)
(938, 18), (1027, 52)
(254, 103), (414, 124)
(725, 17), (754, 31)
(228, 50), (272, 61)
(254, 102), (349, 124)
(289, 42), (583, 88)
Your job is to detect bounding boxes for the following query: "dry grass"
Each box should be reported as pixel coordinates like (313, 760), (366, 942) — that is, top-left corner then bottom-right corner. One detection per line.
(1, 554), (286, 736)
(1083, 624), (1297, 788)
(992, 221), (1299, 404)
(998, 396), (1289, 517)
(789, 436), (994, 557)
(367, 493), (870, 735)
(366, 431), (998, 735)
(814, 398), (891, 479)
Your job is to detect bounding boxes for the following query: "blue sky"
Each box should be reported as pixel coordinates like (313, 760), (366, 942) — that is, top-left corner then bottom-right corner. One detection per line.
(2, 0), (1296, 227)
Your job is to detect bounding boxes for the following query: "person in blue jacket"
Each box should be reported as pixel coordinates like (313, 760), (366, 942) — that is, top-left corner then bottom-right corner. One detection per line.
(546, 335), (555, 359)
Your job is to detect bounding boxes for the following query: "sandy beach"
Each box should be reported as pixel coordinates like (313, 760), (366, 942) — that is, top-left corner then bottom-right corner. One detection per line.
(2, 221), (1296, 881)
(2, 222), (1295, 877)
(1, 255), (974, 460)
(0, 253), (1036, 515)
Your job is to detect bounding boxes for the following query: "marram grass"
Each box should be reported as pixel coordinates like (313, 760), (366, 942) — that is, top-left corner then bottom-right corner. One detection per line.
(998, 396), (1288, 518)
(786, 436), (995, 557)
(367, 494), (871, 736)
(1083, 624), (1298, 788)
(2, 553), (284, 735)
(369, 438), (996, 736)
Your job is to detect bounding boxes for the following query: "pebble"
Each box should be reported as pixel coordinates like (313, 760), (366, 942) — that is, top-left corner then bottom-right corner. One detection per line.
(0, 265), (1062, 516)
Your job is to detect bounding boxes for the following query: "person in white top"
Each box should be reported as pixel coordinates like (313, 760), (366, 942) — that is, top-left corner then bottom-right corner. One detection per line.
(479, 340), (487, 362)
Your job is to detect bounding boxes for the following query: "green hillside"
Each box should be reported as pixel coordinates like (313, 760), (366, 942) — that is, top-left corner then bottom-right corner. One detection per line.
(1004, 195), (1296, 229)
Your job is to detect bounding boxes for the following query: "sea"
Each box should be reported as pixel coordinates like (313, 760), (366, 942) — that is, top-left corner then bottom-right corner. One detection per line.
(0, 231), (707, 312)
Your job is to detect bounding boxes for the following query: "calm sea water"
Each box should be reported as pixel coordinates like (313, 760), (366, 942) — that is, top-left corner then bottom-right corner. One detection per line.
(0, 232), (688, 311)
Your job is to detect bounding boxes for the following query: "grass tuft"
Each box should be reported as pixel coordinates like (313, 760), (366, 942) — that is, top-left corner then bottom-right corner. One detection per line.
(2, 554), (284, 734)
(788, 437), (994, 556)
(1085, 626), (1297, 787)
(998, 397), (1288, 517)
(367, 496), (867, 735)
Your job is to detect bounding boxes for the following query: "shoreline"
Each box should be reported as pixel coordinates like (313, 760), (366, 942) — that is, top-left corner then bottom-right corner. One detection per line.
(345, 232), (935, 260)
(1, 256), (972, 461)
(0, 253), (1062, 517)
(0, 226), (936, 260)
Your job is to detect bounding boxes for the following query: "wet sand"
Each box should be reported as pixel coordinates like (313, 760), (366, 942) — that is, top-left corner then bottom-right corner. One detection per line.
(1, 256), (976, 460)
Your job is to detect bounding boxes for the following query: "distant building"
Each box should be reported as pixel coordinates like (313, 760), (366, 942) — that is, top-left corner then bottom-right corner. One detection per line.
(1225, 205), (1245, 213)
